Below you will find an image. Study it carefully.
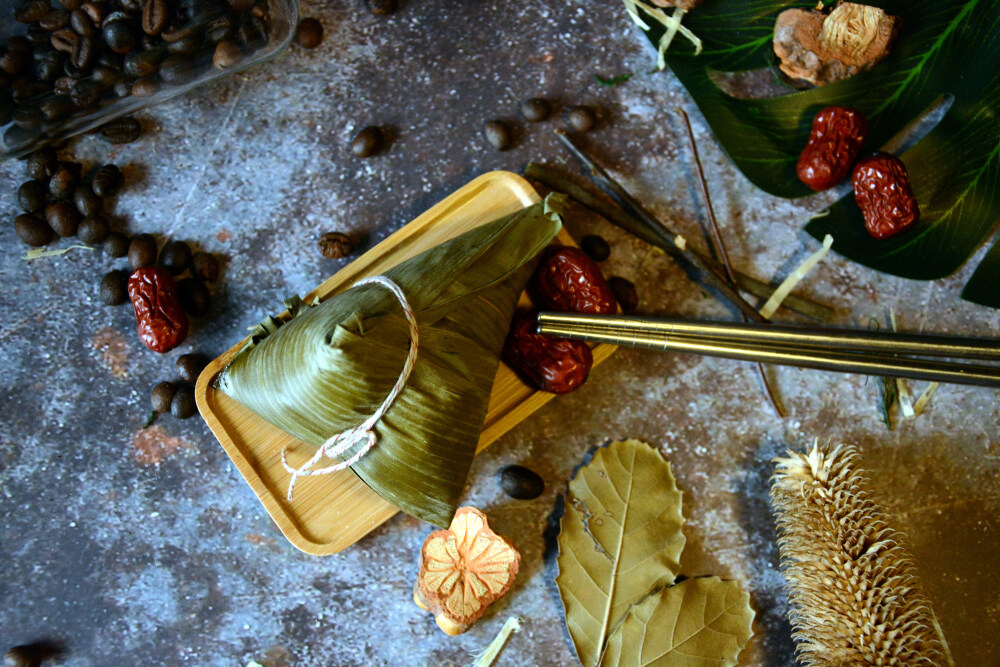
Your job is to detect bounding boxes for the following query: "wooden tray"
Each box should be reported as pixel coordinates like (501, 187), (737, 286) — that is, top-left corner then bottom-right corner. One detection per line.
(195, 171), (615, 555)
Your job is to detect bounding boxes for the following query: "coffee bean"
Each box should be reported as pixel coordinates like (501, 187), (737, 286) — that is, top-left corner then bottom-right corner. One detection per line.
(170, 385), (196, 419)
(70, 8), (94, 36)
(151, 381), (175, 412)
(519, 97), (551, 122)
(351, 126), (383, 158)
(103, 231), (129, 257)
(113, 78), (133, 97)
(77, 214), (110, 244)
(40, 9), (71, 31)
(366, 0), (397, 15)
(99, 269), (127, 305)
(130, 76), (160, 97)
(235, 15), (267, 49)
(49, 167), (78, 200)
(212, 40), (243, 69)
(158, 54), (196, 83)
(295, 18), (323, 48)
(70, 34), (96, 69)
(128, 233), (157, 270)
(70, 79), (103, 107)
(227, 0), (254, 11)
(51, 28), (78, 54)
(81, 1), (104, 25)
(91, 64), (120, 86)
(3, 645), (37, 667)
(4, 124), (39, 150)
(498, 465), (544, 500)
(36, 54), (66, 81)
(17, 180), (48, 213)
(124, 49), (163, 79)
(26, 148), (58, 180)
(26, 24), (51, 44)
(141, 0), (168, 35)
(0, 50), (31, 76)
(566, 105), (596, 132)
(14, 213), (55, 247)
(91, 164), (123, 197)
(53, 75), (75, 94)
(580, 234), (610, 261)
(7, 36), (32, 52)
(100, 115), (142, 143)
(608, 276), (638, 313)
(317, 231), (353, 259)
(103, 19), (136, 54)
(11, 107), (40, 131)
(483, 120), (511, 151)
(205, 14), (236, 43)
(177, 278), (210, 317)
(74, 185), (102, 216)
(46, 201), (81, 237)
(14, 0), (51, 23)
(176, 353), (207, 384)
(165, 35), (199, 55)
(41, 94), (75, 120)
(60, 0), (82, 8)
(159, 240), (191, 274)
(191, 252), (220, 283)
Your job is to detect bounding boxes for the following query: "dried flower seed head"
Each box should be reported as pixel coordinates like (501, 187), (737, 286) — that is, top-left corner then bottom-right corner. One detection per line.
(770, 442), (948, 666)
(414, 506), (520, 635)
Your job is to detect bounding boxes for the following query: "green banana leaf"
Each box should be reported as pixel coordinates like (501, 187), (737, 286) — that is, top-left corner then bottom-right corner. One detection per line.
(216, 195), (565, 527)
(631, 0), (1000, 308)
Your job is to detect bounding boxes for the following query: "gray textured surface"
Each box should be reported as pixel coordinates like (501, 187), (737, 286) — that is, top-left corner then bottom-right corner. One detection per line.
(2, 1), (999, 665)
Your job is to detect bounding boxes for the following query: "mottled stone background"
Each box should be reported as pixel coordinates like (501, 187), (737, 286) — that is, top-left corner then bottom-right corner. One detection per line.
(1, 1), (998, 665)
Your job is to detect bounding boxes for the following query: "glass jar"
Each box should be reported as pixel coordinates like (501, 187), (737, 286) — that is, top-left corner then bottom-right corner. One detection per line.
(0, 0), (297, 160)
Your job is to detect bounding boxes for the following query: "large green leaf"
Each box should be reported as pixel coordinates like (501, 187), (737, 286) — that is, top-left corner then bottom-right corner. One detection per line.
(602, 577), (754, 667)
(216, 196), (563, 528)
(632, 0), (1000, 307)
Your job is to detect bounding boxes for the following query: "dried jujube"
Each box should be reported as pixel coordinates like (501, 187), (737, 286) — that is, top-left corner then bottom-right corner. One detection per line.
(531, 245), (617, 314)
(502, 310), (592, 394)
(852, 152), (919, 240)
(128, 266), (189, 353)
(797, 106), (868, 191)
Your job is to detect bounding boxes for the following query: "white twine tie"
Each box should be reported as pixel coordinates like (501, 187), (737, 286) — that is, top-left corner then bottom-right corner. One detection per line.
(280, 276), (419, 501)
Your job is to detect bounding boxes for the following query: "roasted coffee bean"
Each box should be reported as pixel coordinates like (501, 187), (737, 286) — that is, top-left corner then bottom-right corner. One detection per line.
(74, 185), (102, 215)
(81, 1), (104, 25)
(130, 76), (160, 97)
(41, 94), (75, 120)
(70, 34), (95, 69)
(498, 465), (544, 500)
(366, 0), (397, 15)
(235, 15), (267, 49)
(482, 120), (511, 151)
(177, 278), (210, 317)
(6, 36), (32, 52)
(12, 107), (41, 130)
(40, 9), (72, 31)
(70, 7), (94, 36)
(580, 234), (610, 261)
(128, 233), (157, 269)
(71, 79), (103, 107)
(99, 269), (127, 305)
(103, 19), (136, 54)
(123, 49), (162, 78)
(205, 14), (235, 43)
(57, 160), (82, 178)
(0, 91), (13, 126)
(160, 22), (199, 44)
(60, 0), (82, 8)
(13, 82), (50, 104)
(26, 23), (51, 44)
(91, 63), (119, 85)
(51, 28), (78, 53)
(46, 201), (81, 237)
(141, 0), (168, 35)
(165, 35), (199, 55)
(212, 40), (243, 69)
(120, 0), (143, 12)
(3, 645), (38, 667)
(18, 180), (48, 213)
(3, 124), (39, 149)
(15, 0), (51, 23)
(191, 252), (219, 283)
(159, 240), (191, 274)
(227, 0), (254, 10)
(296, 18), (323, 48)
(91, 164), (123, 197)
(176, 353), (206, 384)
(53, 75), (75, 94)
(519, 97), (551, 122)
(607, 276), (638, 313)
(77, 214), (110, 244)
(350, 126), (383, 158)
(150, 381), (175, 412)
(103, 231), (129, 257)
(317, 231), (353, 259)
(49, 166), (78, 200)
(158, 54), (195, 82)
(113, 77), (133, 97)
(26, 149), (57, 179)
(0, 50), (31, 76)
(100, 115), (141, 143)
(14, 213), (55, 247)
(566, 105), (596, 132)
(36, 53), (66, 81)
(170, 384), (196, 419)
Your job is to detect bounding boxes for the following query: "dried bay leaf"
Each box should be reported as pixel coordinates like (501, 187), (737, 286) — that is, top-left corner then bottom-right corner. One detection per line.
(556, 439), (686, 667)
(602, 576), (754, 667)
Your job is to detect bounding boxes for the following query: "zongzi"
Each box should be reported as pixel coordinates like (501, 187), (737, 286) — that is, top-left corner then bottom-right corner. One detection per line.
(215, 194), (565, 528)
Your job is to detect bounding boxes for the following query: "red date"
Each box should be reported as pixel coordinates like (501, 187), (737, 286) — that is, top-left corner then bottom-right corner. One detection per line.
(852, 152), (919, 240)
(531, 246), (617, 314)
(797, 106), (868, 191)
(502, 310), (592, 394)
(128, 267), (189, 353)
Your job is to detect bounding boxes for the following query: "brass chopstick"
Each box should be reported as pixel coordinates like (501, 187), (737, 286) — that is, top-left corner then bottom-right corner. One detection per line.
(536, 319), (1000, 388)
(537, 313), (1000, 360)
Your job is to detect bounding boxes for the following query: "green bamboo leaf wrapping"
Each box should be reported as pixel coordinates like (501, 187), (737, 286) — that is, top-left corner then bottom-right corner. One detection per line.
(631, 0), (1000, 307)
(216, 195), (564, 527)
(601, 577), (755, 667)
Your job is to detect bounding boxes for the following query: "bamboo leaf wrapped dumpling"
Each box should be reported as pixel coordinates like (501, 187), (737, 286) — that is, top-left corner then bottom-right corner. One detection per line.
(215, 194), (565, 527)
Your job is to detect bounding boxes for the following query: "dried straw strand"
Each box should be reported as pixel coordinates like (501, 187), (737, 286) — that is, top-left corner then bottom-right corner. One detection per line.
(770, 442), (949, 666)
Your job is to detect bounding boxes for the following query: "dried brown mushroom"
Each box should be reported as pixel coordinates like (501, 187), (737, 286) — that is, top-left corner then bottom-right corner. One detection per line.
(413, 506), (520, 635)
(773, 2), (899, 86)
